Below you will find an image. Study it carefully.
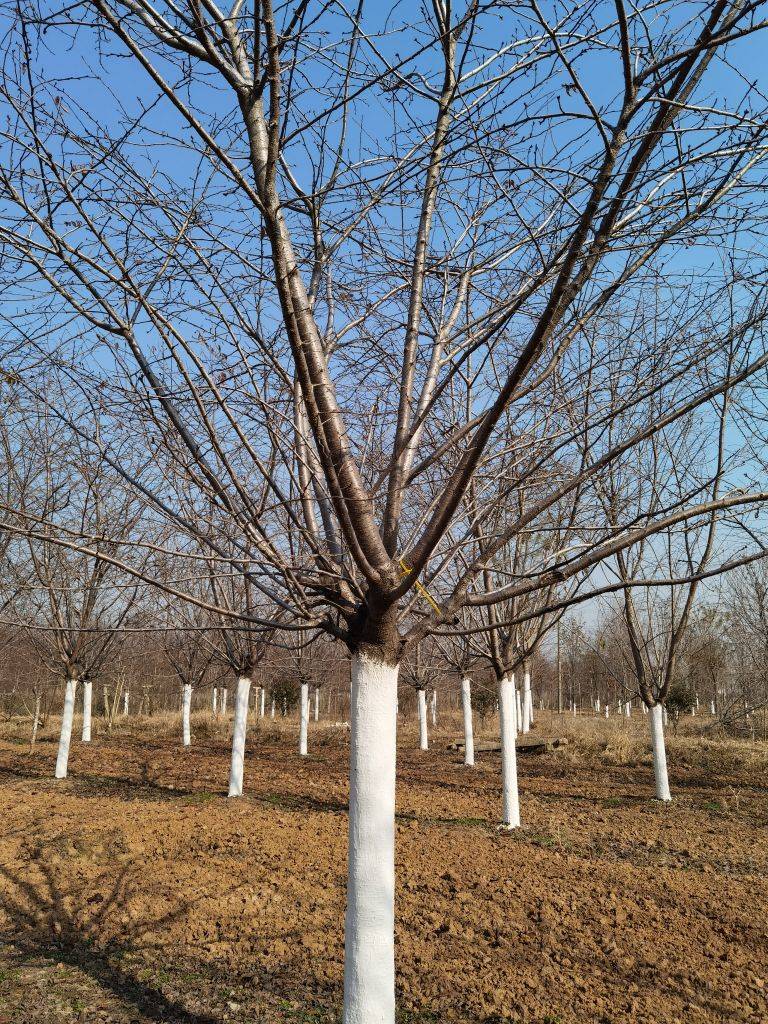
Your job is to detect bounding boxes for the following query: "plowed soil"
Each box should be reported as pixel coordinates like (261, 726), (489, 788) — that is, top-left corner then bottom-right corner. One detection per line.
(0, 718), (766, 1024)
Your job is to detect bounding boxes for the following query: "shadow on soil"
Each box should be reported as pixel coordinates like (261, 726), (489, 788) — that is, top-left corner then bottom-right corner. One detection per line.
(0, 842), (220, 1024)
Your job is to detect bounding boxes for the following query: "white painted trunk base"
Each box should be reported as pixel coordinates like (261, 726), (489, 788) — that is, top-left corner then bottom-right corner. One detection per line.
(314, 686), (320, 722)
(461, 677), (475, 767)
(521, 670), (531, 733)
(123, 690), (129, 716)
(270, 698), (275, 719)
(212, 687), (218, 715)
(182, 684), (192, 746)
(299, 682), (309, 756)
(221, 687), (228, 716)
(430, 689), (437, 728)
(515, 685), (522, 735)
(343, 654), (398, 1024)
(228, 676), (251, 797)
(498, 675), (520, 828)
(260, 687), (266, 718)
(55, 679), (77, 779)
(650, 703), (671, 801)
(417, 689), (428, 751)
(82, 680), (92, 742)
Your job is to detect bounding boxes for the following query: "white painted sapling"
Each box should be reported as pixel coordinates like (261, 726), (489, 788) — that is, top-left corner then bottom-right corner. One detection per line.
(55, 678), (78, 779)
(182, 683), (192, 746)
(82, 679), (92, 742)
(299, 682), (309, 755)
(417, 688), (428, 751)
(461, 677), (474, 767)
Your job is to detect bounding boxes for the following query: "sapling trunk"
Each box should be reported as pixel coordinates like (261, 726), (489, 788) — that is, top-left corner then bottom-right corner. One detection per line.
(30, 693), (41, 750)
(417, 689), (428, 751)
(228, 676), (250, 798)
(461, 677), (475, 767)
(521, 670), (531, 733)
(55, 679), (77, 779)
(82, 680), (92, 742)
(649, 703), (671, 801)
(299, 682), (309, 756)
(314, 686), (320, 722)
(182, 684), (192, 746)
(498, 674), (520, 828)
(343, 653), (398, 1024)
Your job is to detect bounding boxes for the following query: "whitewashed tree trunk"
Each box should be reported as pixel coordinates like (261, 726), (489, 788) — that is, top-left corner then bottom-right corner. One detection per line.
(572, 700), (576, 717)
(343, 653), (398, 1024)
(228, 676), (251, 798)
(461, 677), (474, 767)
(663, 706), (669, 728)
(710, 699), (716, 715)
(221, 687), (228, 716)
(417, 689), (428, 751)
(498, 674), (520, 829)
(30, 693), (41, 750)
(270, 698), (275, 719)
(81, 680), (93, 742)
(182, 684), (192, 747)
(649, 703), (671, 801)
(299, 682), (309, 756)
(314, 685), (320, 722)
(624, 701), (631, 718)
(212, 687), (218, 715)
(515, 685), (522, 734)
(123, 690), (129, 716)
(595, 696), (601, 713)
(521, 670), (531, 733)
(430, 688), (437, 727)
(55, 679), (77, 779)
(604, 706), (609, 718)
(260, 687), (266, 718)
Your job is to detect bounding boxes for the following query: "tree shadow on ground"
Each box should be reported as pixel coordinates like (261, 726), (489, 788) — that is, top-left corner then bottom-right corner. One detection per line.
(0, 841), (220, 1024)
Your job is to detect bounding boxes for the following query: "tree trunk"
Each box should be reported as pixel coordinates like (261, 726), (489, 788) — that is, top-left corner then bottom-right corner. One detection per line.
(30, 694), (41, 751)
(123, 690), (129, 717)
(314, 685), (320, 722)
(271, 698), (275, 719)
(260, 687), (266, 718)
(299, 682), (309, 756)
(417, 689), (428, 751)
(81, 680), (92, 742)
(498, 674), (520, 828)
(55, 679), (77, 779)
(649, 703), (671, 801)
(212, 687), (218, 716)
(182, 684), (192, 747)
(343, 652), (398, 1024)
(228, 676), (251, 798)
(221, 687), (228, 716)
(461, 677), (474, 767)
(430, 688), (437, 728)
(521, 670), (531, 733)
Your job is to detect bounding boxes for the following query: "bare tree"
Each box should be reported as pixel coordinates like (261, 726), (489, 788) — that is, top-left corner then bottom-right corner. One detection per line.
(2, 4), (768, 1017)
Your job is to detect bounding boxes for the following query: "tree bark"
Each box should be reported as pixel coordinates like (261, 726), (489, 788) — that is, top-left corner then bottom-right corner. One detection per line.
(499, 674), (520, 828)
(81, 680), (92, 742)
(299, 681), (309, 756)
(182, 684), (192, 746)
(417, 689), (428, 751)
(55, 678), (77, 779)
(228, 676), (251, 797)
(649, 703), (671, 801)
(461, 677), (475, 767)
(343, 652), (398, 1024)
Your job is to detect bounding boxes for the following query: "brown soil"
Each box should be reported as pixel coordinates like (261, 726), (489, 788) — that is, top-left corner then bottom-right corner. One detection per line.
(0, 719), (766, 1024)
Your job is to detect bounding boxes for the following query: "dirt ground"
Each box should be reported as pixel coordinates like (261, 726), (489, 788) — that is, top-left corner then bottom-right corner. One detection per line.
(0, 713), (766, 1024)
